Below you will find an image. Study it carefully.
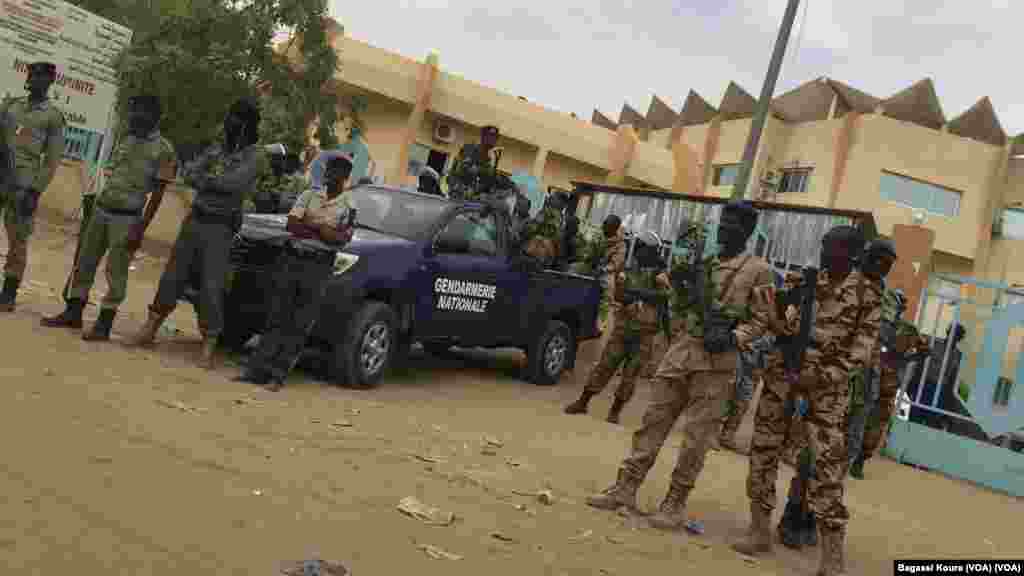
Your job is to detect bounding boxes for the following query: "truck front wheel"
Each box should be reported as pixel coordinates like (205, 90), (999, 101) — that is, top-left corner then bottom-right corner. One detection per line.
(329, 301), (397, 389)
(526, 320), (574, 386)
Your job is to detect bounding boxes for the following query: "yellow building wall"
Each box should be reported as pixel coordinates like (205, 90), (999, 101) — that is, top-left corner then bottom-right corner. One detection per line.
(770, 118), (837, 207)
(542, 151), (608, 191)
(839, 114), (1004, 260)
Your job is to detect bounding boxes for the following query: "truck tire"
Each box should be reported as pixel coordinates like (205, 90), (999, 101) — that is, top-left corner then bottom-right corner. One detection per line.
(525, 320), (574, 386)
(329, 301), (396, 389)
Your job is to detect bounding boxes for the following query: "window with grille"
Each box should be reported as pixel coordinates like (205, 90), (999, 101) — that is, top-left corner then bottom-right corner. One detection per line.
(778, 168), (811, 193)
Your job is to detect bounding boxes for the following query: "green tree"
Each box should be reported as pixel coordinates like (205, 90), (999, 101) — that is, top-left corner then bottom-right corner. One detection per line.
(69, 0), (340, 159)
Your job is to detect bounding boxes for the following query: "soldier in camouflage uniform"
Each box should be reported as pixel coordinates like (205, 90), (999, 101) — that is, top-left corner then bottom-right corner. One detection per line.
(41, 95), (176, 340)
(564, 230), (672, 423)
(0, 61), (66, 311)
(735, 230), (889, 576)
(852, 286), (929, 478)
(738, 227), (864, 556)
(128, 97), (270, 368)
(586, 201), (776, 532)
(447, 125), (499, 201)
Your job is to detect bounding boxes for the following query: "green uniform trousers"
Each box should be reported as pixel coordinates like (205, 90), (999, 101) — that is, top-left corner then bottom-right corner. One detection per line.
(63, 194), (96, 302)
(68, 206), (139, 311)
(1, 185), (35, 281)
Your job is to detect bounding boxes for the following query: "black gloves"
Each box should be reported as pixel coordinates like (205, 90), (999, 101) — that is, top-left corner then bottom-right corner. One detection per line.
(703, 325), (736, 354)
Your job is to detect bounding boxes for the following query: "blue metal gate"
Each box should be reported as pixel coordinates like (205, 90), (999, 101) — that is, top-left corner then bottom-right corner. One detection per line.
(883, 273), (1024, 497)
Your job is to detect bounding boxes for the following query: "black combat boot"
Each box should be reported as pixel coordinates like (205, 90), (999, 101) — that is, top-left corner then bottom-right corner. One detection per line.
(234, 368), (271, 385)
(83, 308), (117, 341)
(41, 298), (86, 329)
(606, 397), (626, 424)
(777, 500), (805, 549)
(564, 391), (595, 415)
(0, 275), (20, 312)
(804, 512), (818, 547)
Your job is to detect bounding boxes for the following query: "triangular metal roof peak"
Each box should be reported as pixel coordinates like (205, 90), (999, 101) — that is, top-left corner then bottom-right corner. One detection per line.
(619, 103), (648, 128)
(719, 81), (758, 120)
(825, 79), (882, 113)
(646, 94), (678, 130)
(881, 78), (946, 130)
(947, 96), (1007, 147)
(772, 78), (836, 122)
(591, 109), (617, 130)
(677, 90), (717, 127)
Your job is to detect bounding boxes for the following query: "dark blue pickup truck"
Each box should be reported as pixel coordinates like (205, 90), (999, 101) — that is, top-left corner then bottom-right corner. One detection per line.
(221, 184), (603, 388)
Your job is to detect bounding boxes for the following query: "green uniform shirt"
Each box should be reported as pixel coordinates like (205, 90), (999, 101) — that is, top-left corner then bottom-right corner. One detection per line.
(617, 267), (671, 333)
(97, 129), (176, 213)
(1, 96), (65, 192)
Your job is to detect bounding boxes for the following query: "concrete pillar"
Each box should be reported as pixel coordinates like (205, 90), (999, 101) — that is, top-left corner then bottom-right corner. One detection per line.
(391, 50), (440, 186)
(671, 138), (701, 194)
(890, 224), (936, 322)
(531, 147), (549, 179)
(829, 111), (861, 208)
(605, 125), (639, 186)
(699, 116), (722, 195)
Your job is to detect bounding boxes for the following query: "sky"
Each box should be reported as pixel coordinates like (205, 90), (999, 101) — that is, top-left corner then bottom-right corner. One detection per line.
(328, 0), (1022, 138)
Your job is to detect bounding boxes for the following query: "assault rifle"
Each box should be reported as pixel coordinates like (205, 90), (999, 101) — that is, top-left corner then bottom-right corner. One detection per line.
(779, 264), (818, 542)
(621, 269), (673, 343)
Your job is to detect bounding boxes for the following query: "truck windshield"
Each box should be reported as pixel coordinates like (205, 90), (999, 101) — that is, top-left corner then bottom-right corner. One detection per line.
(348, 186), (449, 240)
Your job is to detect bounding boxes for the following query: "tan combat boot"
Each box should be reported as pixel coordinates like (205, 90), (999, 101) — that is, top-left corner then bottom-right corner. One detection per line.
(585, 468), (641, 512)
(198, 333), (217, 369)
(816, 526), (847, 575)
(647, 483), (690, 530)
(731, 502), (774, 556)
(127, 310), (168, 347)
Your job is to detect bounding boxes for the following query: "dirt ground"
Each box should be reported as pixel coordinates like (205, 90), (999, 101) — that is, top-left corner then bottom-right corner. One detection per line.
(1, 215), (1021, 575)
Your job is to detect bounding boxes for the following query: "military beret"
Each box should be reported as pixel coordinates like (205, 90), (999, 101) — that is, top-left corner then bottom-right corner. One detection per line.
(481, 125), (499, 135)
(28, 62), (57, 76)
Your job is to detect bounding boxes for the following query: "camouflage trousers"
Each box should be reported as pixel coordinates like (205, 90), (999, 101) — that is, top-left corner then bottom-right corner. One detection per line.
(0, 185), (36, 280)
(583, 320), (657, 404)
(747, 369), (852, 530)
(862, 366), (902, 457)
(621, 338), (736, 490)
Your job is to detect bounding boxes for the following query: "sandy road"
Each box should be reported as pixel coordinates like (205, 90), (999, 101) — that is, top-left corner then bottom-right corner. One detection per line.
(0, 216), (1020, 575)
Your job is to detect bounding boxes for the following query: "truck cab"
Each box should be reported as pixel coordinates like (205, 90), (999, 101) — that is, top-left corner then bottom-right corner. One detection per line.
(223, 184), (603, 388)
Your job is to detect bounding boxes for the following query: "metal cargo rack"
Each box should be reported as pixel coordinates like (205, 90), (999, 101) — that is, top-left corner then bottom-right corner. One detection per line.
(569, 181), (877, 277)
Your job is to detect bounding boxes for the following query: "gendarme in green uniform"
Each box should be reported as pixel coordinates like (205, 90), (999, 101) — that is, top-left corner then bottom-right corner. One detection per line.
(0, 93), (65, 285)
(68, 129), (176, 312)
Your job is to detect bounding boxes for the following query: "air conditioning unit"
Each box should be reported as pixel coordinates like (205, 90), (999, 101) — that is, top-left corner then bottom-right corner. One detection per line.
(433, 121), (455, 144)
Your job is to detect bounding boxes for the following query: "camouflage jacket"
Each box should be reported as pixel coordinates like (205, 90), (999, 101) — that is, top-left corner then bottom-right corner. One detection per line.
(613, 267), (672, 333)
(447, 144), (496, 199)
(747, 269), (884, 382)
(678, 252), (774, 339)
(524, 203), (562, 244)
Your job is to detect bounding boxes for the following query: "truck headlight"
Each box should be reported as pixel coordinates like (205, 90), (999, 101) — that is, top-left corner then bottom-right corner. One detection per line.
(332, 252), (360, 276)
